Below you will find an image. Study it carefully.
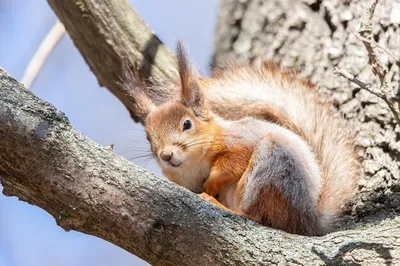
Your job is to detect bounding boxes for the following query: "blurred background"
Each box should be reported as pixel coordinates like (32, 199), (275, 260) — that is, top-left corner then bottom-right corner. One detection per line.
(0, 1), (218, 265)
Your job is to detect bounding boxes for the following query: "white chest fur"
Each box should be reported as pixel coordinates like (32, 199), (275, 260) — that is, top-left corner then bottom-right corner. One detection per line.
(165, 157), (212, 194)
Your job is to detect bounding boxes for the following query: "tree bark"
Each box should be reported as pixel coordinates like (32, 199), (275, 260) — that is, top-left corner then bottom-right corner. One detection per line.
(47, 0), (180, 122)
(213, 0), (400, 219)
(1, 69), (400, 265)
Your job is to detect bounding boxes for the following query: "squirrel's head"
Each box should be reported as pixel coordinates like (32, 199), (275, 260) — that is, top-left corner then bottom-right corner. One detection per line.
(131, 42), (215, 189)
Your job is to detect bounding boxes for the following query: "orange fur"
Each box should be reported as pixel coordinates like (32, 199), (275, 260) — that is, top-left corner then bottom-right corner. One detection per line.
(203, 144), (253, 197)
(199, 193), (244, 216)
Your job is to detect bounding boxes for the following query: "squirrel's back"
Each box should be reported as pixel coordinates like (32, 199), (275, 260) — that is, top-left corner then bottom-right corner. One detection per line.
(200, 61), (361, 232)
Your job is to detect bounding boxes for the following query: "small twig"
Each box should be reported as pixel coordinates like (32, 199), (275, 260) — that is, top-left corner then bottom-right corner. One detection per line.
(333, 67), (400, 125)
(351, 28), (399, 66)
(358, 0), (387, 82)
(21, 20), (65, 90)
(333, 68), (373, 94)
(338, 0), (400, 126)
(334, 68), (379, 98)
(105, 143), (115, 151)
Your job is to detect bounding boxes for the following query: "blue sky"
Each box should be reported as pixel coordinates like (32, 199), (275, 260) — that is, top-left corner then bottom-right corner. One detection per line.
(0, 1), (218, 265)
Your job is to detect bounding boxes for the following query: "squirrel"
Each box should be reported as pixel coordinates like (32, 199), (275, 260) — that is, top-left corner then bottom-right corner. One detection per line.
(121, 42), (361, 236)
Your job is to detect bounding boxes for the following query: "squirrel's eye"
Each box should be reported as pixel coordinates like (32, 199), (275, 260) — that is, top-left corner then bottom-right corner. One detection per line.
(183, 120), (192, 131)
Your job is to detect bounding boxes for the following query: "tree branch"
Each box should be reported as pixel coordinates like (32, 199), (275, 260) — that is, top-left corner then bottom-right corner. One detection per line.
(333, 67), (400, 125)
(21, 20), (66, 90)
(350, 28), (399, 67)
(46, 0), (180, 122)
(333, 68), (374, 94)
(1, 69), (400, 265)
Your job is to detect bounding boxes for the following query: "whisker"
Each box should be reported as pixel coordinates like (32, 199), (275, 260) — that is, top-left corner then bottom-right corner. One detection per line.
(122, 148), (152, 153)
(185, 140), (213, 146)
(181, 137), (216, 146)
(127, 154), (155, 162)
(128, 153), (153, 159)
(181, 136), (225, 148)
(184, 141), (215, 148)
(120, 137), (149, 145)
(142, 156), (154, 167)
(121, 128), (146, 132)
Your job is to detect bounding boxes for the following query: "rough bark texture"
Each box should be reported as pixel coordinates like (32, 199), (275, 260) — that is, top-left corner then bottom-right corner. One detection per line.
(213, 0), (400, 221)
(1, 69), (400, 265)
(47, 0), (179, 121)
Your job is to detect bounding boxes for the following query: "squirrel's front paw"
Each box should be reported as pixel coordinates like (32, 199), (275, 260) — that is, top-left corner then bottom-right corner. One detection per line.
(203, 178), (220, 197)
(199, 192), (218, 204)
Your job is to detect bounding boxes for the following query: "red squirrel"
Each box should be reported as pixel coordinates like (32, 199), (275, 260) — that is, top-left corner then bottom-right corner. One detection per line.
(122, 43), (361, 236)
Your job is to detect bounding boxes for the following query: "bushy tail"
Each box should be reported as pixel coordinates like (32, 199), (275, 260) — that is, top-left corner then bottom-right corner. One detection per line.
(202, 61), (361, 232)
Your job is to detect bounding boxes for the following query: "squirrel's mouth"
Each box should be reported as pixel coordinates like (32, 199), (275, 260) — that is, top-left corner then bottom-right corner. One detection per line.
(169, 161), (182, 168)
(163, 159), (182, 168)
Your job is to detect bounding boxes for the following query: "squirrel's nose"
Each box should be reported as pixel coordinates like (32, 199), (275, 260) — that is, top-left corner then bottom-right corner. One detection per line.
(160, 150), (173, 162)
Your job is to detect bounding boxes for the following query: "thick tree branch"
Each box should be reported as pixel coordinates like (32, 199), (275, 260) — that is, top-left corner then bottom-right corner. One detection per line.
(1, 70), (400, 265)
(47, 0), (180, 121)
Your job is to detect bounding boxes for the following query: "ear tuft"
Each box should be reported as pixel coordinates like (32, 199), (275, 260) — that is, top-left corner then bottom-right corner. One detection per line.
(119, 60), (156, 124)
(176, 42), (208, 119)
(177, 42), (192, 96)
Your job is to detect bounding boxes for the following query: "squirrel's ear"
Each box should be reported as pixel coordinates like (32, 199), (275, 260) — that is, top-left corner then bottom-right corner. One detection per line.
(119, 60), (156, 124)
(177, 42), (208, 119)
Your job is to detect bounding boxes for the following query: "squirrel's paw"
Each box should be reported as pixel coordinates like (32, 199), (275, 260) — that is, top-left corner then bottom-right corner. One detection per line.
(203, 178), (220, 197)
(199, 192), (218, 204)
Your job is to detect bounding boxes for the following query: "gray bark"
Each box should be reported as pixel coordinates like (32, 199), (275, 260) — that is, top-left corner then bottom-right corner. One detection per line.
(1, 69), (400, 265)
(213, 0), (400, 220)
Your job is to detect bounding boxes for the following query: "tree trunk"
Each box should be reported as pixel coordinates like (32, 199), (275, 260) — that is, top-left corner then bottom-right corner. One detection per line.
(213, 0), (400, 219)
